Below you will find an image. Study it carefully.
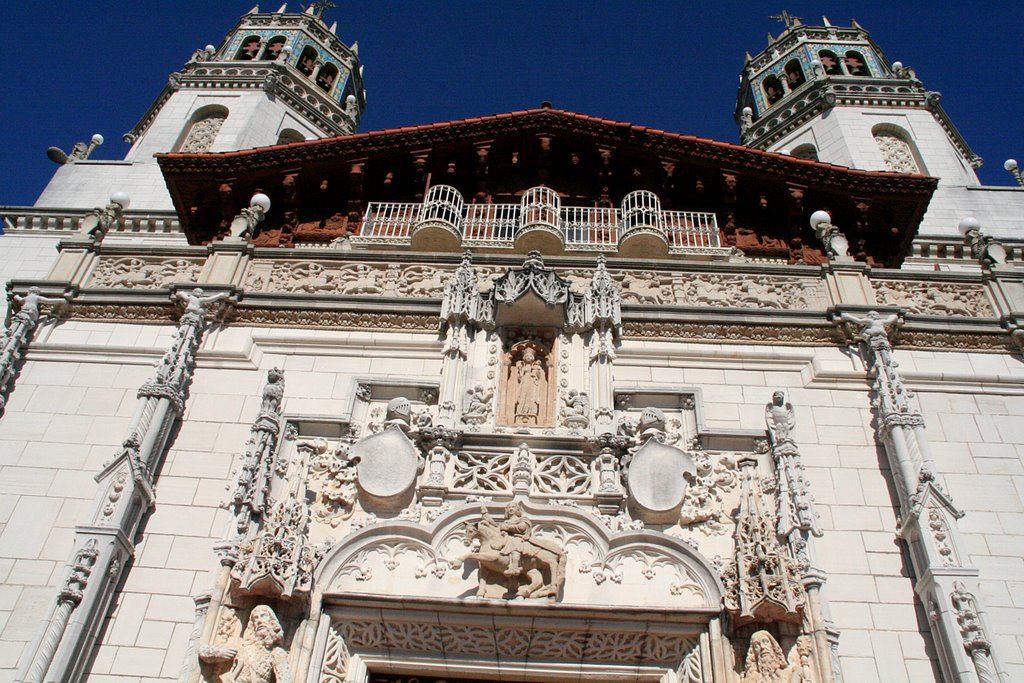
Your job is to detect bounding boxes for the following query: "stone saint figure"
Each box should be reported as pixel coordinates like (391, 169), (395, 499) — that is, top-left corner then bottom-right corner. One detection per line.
(765, 390), (796, 445)
(512, 347), (546, 425)
(201, 605), (292, 683)
(741, 631), (789, 683)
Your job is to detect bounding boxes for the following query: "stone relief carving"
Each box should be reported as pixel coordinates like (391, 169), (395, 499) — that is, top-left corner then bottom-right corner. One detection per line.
(766, 391), (822, 540)
(461, 383), (494, 425)
(308, 441), (359, 527)
(454, 502), (567, 599)
(560, 389), (591, 428)
(199, 605), (292, 683)
(88, 257), (202, 289)
(675, 273), (826, 309)
(678, 449), (738, 535)
(247, 261), (461, 297)
(873, 280), (993, 317)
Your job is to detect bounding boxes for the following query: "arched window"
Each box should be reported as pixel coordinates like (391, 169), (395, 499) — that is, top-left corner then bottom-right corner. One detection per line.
(177, 105), (229, 153)
(872, 125), (924, 174)
(261, 36), (287, 60)
(784, 59), (806, 89)
(235, 35), (262, 61)
(791, 143), (819, 161)
(297, 46), (318, 77)
(315, 63), (339, 92)
(276, 128), (305, 145)
(845, 51), (871, 76)
(762, 75), (784, 104)
(818, 50), (842, 75)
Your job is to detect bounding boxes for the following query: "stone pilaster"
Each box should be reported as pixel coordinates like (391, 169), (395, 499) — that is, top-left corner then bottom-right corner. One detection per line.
(0, 287), (69, 413)
(16, 288), (230, 683)
(838, 310), (1010, 683)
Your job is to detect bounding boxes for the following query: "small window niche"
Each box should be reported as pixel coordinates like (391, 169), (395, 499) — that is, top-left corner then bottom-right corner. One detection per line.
(235, 35), (262, 61)
(844, 51), (871, 76)
(261, 36), (287, 60)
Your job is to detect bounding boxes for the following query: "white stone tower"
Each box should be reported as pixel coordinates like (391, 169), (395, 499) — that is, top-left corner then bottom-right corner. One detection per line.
(735, 14), (989, 237)
(35, 2), (366, 211)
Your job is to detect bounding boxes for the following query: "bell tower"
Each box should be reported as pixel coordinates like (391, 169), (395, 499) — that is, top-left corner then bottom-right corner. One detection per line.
(36, 3), (366, 210)
(123, 2), (366, 160)
(735, 15), (981, 190)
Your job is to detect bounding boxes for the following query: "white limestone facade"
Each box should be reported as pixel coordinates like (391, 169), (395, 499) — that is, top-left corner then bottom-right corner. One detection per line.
(3, 9), (1024, 683)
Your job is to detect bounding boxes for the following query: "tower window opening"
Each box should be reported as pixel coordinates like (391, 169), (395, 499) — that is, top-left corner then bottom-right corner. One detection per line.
(276, 128), (305, 145)
(845, 51), (871, 76)
(784, 60), (806, 89)
(177, 105), (229, 153)
(261, 36), (287, 61)
(818, 50), (842, 75)
(235, 35), (262, 61)
(297, 47), (318, 77)
(315, 63), (339, 92)
(762, 75), (784, 105)
(872, 125), (924, 174)
(791, 143), (819, 161)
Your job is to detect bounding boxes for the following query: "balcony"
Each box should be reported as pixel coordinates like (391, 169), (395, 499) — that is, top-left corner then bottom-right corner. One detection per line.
(353, 185), (725, 257)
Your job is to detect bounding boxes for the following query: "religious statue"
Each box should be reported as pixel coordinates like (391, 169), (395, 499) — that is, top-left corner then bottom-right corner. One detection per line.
(463, 383), (494, 424)
(199, 605), (293, 683)
(454, 503), (566, 599)
(511, 347), (546, 425)
(741, 631), (793, 683)
(765, 390), (796, 446)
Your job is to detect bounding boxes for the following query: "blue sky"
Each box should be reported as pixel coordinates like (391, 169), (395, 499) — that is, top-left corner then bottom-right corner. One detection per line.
(2, 1), (1022, 205)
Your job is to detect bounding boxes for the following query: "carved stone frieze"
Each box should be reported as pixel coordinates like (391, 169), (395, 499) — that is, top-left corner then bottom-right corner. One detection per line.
(322, 613), (702, 682)
(874, 279), (994, 317)
(623, 321), (843, 346)
(88, 257), (203, 289)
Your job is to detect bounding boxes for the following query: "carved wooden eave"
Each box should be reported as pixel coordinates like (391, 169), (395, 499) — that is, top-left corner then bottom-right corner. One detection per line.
(156, 106), (936, 266)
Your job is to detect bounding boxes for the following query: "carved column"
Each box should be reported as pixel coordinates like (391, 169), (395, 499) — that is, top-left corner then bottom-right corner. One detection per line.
(766, 390), (839, 683)
(438, 251), (479, 426)
(18, 288), (230, 683)
(0, 287), (68, 414)
(585, 256), (621, 428)
(839, 311), (1009, 683)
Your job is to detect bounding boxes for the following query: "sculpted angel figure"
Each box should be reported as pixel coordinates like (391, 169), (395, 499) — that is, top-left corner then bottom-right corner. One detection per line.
(765, 390), (796, 445)
(463, 383), (494, 423)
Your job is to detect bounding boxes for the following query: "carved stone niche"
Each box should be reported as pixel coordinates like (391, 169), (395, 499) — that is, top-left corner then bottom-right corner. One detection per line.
(498, 333), (558, 429)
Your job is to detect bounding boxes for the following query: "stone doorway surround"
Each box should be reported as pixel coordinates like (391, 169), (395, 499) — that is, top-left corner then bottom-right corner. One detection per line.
(313, 594), (713, 682)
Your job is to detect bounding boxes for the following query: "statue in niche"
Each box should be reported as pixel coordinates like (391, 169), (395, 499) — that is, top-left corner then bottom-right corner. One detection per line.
(513, 347), (546, 424)
(740, 630), (809, 683)
(765, 391), (796, 446)
(200, 605), (292, 683)
(499, 342), (553, 427)
(454, 502), (566, 599)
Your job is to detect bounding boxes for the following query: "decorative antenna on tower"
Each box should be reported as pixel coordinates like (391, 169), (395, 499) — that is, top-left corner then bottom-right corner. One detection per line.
(768, 10), (803, 29)
(301, 0), (335, 18)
